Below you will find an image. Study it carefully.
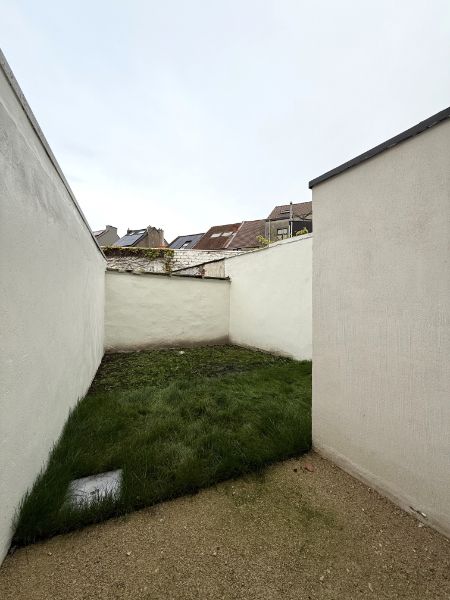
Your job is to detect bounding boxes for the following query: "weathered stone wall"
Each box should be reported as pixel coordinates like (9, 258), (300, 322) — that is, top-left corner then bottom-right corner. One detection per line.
(175, 259), (227, 278)
(106, 248), (246, 274)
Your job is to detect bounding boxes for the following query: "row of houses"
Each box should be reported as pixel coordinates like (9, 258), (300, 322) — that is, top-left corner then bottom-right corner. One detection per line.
(94, 201), (313, 251)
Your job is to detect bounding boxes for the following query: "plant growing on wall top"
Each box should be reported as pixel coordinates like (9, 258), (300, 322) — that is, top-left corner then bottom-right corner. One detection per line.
(103, 246), (175, 273)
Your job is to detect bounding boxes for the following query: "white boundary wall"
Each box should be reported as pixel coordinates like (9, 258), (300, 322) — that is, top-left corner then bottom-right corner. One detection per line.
(312, 119), (450, 536)
(105, 272), (230, 351)
(0, 53), (106, 561)
(105, 237), (312, 359)
(225, 235), (312, 360)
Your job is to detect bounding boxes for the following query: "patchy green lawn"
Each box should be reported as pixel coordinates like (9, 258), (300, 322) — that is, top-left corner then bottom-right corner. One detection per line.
(14, 346), (311, 546)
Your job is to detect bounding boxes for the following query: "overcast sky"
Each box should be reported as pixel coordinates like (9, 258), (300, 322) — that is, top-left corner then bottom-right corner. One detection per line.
(1, 1), (450, 241)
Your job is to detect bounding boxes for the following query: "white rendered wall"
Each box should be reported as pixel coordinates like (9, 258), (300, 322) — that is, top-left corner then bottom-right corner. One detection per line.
(225, 236), (312, 360)
(312, 120), (450, 536)
(105, 272), (230, 351)
(0, 55), (105, 562)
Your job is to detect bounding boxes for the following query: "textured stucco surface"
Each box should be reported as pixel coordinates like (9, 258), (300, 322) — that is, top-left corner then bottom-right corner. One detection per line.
(0, 62), (105, 562)
(104, 272), (230, 351)
(312, 119), (450, 536)
(225, 236), (312, 360)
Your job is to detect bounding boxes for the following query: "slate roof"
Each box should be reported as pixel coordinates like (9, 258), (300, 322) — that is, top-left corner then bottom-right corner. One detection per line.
(194, 223), (242, 250)
(169, 233), (205, 249)
(113, 229), (147, 247)
(93, 226), (118, 240)
(267, 202), (312, 221)
(226, 220), (266, 249)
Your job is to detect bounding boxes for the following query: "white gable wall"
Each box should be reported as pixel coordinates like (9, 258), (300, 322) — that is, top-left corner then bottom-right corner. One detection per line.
(312, 119), (450, 536)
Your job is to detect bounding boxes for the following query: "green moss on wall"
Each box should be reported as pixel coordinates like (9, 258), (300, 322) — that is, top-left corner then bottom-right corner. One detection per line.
(103, 247), (175, 273)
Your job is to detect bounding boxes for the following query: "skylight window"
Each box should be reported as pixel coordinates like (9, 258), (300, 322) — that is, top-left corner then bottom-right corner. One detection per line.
(221, 231), (233, 237)
(211, 233), (221, 238)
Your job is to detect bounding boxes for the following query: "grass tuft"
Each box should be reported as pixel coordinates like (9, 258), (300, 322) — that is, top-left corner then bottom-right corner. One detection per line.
(13, 346), (311, 545)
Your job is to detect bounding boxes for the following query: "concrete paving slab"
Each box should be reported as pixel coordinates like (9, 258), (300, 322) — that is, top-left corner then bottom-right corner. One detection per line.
(67, 470), (122, 508)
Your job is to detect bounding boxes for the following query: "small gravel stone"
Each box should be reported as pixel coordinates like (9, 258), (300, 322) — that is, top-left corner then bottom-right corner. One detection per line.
(1, 453), (448, 600)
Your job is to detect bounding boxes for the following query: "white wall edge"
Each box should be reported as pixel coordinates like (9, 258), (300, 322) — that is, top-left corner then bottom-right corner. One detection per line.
(223, 232), (314, 264)
(106, 268), (230, 283)
(0, 49), (105, 260)
(313, 441), (450, 539)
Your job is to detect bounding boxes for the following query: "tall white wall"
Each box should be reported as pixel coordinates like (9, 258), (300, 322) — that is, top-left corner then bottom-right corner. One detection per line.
(225, 236), (312, 360)
(105, 272), (230, 351)
(312, 119), (450, 536)
(0, 53), (105, 562)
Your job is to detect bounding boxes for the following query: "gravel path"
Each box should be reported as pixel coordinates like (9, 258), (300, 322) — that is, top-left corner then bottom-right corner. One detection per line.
(1, 452), (449, 599)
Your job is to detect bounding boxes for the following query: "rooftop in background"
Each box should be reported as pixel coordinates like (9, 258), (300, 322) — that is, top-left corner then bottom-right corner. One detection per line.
(169, 233), (205, 249)
(309, 106), (450, 188)
(113, 226), (166, 248)
(113, 229), (147, 247)
(226, 220), (266, 249)
(268, 202), (312, 220)
(194, 222), (242, 250)
(93, 225), (119, 246)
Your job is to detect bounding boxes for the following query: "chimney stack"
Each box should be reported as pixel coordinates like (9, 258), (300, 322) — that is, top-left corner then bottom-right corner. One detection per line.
(146, 225), (165, 247)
